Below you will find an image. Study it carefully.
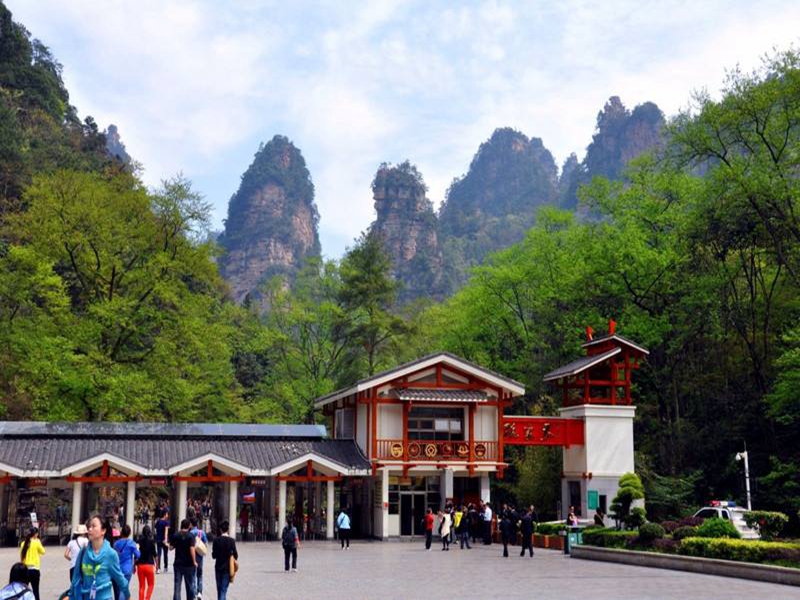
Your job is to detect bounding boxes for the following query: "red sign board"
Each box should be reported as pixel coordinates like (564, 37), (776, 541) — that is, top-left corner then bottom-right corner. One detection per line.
(502, 416), (584, 447)
(148, 478), (167, 486)
(28, 478), (47, 487)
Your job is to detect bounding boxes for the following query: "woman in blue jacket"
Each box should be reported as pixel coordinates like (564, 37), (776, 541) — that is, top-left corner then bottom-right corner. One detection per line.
(70, 516), (131, 600)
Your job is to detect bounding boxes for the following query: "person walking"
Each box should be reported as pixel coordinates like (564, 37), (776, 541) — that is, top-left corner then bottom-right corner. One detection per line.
(64, 524), (89, 583)
(70, 515), (131, 600)
(423, 508), (434, 551)
(468, 504), (479, 545)
(336, 507), (351, 550)
(189, 518), (208, 599)
(281, 516), (299, 573)
(169, 519), (197, 600)
(0, 563), (35, 600)
(155, 513), (170, 574)
(519, 509), (534, 557)
(211, 521), (238, 600)
(439, 510), (451, 551)
(19, 528), (44, 600)
(457, 506), (471, 549)
(135, 526), (158, 600)
(114, 525), (140, 599)
(482, 503), (493, 545)
(238, 507), (249, 543)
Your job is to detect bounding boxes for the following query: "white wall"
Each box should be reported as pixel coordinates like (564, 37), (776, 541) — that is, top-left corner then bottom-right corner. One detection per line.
(356, 403), (368, 455)
(379, 404), (402, 439)
(474, 405), (498, 441)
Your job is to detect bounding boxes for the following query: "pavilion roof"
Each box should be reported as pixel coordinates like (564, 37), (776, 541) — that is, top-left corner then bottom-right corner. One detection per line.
(542, 348), (621, 382)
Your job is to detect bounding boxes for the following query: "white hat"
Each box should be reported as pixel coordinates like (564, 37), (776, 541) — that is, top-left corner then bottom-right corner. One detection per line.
(73, 524), (88, 535)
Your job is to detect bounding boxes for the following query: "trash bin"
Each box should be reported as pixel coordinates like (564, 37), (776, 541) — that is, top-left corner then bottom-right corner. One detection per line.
(564, 526), (583, 555)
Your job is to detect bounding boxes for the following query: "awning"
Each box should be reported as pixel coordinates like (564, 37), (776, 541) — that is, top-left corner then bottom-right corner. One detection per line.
(395, 389), (490, 403)
(542, 347), (621, 382)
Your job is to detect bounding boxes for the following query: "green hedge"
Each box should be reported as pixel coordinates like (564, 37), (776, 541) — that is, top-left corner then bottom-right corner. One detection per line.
(536, 523), (565, 536)
(743, 511), (789, 541)
(679, 537), (800, 567)
(695, 518), (740, 539)
(582, 527), (637, 549)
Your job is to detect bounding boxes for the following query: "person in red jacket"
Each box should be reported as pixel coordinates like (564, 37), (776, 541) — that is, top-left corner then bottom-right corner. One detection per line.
(424, 508), (434, 551)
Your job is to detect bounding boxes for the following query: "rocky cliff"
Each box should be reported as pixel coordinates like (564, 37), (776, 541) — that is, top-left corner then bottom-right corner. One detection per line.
(104, 124), (131, 164)
(369, 161), (444, 303)
(219, 135), (321, 304)
(437, 128), (559, 291)
(560, 96), (665, 208)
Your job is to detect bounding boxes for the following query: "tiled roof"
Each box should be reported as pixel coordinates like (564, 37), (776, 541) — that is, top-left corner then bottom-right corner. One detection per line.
(542, 348), (621, 382)
(0, 434), (370, 476)
(395, 389), (490, 403)
(581, 334), (650, 355)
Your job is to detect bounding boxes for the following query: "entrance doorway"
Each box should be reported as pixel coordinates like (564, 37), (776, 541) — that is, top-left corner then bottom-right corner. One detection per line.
(399, 493), (426, 536)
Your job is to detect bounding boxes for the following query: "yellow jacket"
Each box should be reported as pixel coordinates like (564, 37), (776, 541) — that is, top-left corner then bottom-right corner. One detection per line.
(20, 538), (45, 569)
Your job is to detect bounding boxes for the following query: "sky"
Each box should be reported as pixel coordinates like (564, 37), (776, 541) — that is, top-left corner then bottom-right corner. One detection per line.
(7, 0), (800, 258)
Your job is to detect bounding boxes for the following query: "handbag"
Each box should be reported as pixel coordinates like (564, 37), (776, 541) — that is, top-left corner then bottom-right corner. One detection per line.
(194, 535), (207, 557)
(229, 554), (239, 581)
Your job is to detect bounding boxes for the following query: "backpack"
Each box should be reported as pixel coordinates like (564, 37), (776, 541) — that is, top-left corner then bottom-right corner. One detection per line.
(281, 526), (296, 549)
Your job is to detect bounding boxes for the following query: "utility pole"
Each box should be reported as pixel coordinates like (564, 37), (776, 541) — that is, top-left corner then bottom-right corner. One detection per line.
(736, 450), (752, 511)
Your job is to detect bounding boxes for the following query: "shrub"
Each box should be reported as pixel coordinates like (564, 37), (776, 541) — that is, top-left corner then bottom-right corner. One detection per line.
(679, 537), (800, 567)
(743, 511), (789, 541)
(625, 507), (647, 529)
(582, 527), (637, 549)
(672, 526), (699, 541)
(660, 520), (680, 534)
(535, 523), (564, 536)
(652, 538), (680, 554)
(638, 522), (666, 543)
(695, 518), (741, 539)
(611, 473), (645, 526)
(678, 516), (703, 528)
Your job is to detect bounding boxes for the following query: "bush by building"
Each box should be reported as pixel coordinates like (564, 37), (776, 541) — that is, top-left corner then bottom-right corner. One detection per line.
(743, 511), (789, 541)
(679, 537), (800, 568)
(695, 518), (741, 539)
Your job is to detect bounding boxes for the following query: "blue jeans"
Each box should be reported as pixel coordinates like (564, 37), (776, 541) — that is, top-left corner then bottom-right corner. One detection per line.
(215, 570), (230, 600)
(173, 565), (196, 600)
(195, 559), (203, 595)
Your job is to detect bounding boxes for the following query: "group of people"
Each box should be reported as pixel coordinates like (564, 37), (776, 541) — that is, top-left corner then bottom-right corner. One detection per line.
(421, 501), (539, 558)
(5, 509), (240, 600)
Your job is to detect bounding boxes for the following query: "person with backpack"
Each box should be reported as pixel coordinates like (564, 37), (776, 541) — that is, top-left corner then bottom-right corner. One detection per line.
(281, 516), (299, 572)
(114, 525), (140, 599)
(64, 524), (89, 583)
(189, 518), (208, 599)
(169, 519), (197, 600)
(70, 515), (131, 600)
(211, 521), (238, 600)
(0, 563), (34, 600)
(135, 526), (157, 600)
(19, 528), (44, 600)
(336, 507), (351, 550)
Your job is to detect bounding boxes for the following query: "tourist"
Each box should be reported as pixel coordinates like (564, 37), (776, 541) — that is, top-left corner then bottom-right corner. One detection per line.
(70, 515), (131, 600)
(19, 527), (44, 600)
(468, 503), (479, 544)
(64, 524), (89, 583)
(0, 563), (34, 600)
(336, 506), (351, 550)
(114, 524), (141, 598)
(189, 517), (208, 599)
(439, 510), (451, 551)
(169, 519), (197, 600)
(136, 525), (158, 600)
(482, 503), (493, 545)
(519, 508), (534, 557)
(212, 521), (238, 600)
(155, 512), (170, 574)
(567, 506), (579, 526)
(457, 505), (471, 549)
(594, 509), (605, 527)
(239, 506), (249, 543)
(281, 516), (299, 573)
(500, 509), (513, 558)
(423, 508), (434, 551)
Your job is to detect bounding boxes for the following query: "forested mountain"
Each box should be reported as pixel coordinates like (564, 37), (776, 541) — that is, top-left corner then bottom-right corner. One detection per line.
(369, 161), (444, 302)
(218, 135), (321, 304)
(438, 128), (559, 291)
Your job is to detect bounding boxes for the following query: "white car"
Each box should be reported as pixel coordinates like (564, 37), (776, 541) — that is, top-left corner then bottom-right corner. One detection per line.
(693, 503), (759, 539)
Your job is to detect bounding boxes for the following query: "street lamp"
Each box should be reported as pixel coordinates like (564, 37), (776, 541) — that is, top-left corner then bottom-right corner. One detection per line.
(735, 451), (752, 511)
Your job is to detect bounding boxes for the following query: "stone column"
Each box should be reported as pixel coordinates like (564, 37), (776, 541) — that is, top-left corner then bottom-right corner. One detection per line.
(126, 480), (136, 530)
(228, 479), (238, 539)
(314, 481), (322, 537)
(480, 474), (491, 503)
(177, 480), (188, 524)
(278, 479), (287, 535)
(441, 468), (454, 509)
(326, 480), (335, 540)
(380, 468), (389, 540)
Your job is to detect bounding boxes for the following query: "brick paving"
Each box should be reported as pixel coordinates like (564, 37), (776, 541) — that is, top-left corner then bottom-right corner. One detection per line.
(2, 540), (797, 600)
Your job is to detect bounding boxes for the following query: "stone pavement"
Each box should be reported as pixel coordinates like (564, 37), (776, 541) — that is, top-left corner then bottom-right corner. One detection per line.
(2, 540), (797, 600)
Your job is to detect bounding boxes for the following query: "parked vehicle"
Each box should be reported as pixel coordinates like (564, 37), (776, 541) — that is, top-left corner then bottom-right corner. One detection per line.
(693, 501), (759, 539)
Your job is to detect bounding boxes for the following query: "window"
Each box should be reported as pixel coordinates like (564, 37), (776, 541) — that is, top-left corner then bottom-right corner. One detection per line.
(696, 509), (717, 520)
(408, 407), (464, 441)
(335, 408), (354, 439)
(721, 510), (730, 520)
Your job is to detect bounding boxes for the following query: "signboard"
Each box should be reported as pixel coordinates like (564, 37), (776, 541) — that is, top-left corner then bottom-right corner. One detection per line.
(148, 478), (167, 486)
(373, 479), (383, 509)
(28, 478), (47, 487)
(501, 416), (585, 447)
(249, 478), (267, 486)
(587, 490), (599, 510)
(30, 512), (38, 528)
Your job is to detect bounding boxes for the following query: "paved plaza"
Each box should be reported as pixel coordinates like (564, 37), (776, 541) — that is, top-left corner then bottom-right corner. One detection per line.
(1, 541), (797, 600)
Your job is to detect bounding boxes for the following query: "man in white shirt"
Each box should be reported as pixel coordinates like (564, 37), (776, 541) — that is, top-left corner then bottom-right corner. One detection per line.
(482, 503), (493, 545)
